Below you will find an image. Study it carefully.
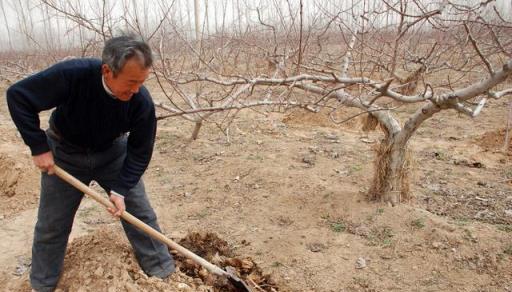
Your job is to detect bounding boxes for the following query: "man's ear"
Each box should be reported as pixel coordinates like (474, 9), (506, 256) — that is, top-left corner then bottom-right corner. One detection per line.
(101, 64), (112, 76)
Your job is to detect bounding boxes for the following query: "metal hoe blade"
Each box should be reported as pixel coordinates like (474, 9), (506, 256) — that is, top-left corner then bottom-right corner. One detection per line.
(225, 266), (253, 292)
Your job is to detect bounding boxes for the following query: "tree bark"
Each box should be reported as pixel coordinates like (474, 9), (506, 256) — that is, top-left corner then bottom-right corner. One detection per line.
(369, 134), (409, 205)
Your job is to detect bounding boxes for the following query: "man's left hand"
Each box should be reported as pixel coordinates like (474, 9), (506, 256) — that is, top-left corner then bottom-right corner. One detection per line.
(108, 193), (125, 217)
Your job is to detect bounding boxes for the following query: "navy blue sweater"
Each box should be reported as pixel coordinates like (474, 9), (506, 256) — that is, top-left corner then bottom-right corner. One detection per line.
(6, 58), (157, 196)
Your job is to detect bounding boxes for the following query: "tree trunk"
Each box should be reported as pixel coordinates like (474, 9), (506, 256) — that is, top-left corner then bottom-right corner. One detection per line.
(194, 0), (200, 40)
(191, 121), (202, 140)
(369, 134), (411, 206)
(369, 101), (442, 205)
(503, 100), (512, 152)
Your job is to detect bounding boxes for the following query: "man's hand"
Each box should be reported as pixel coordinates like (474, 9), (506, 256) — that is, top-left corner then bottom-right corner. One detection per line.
(33, 151), (55, 174)
(108, 193), (126, 217)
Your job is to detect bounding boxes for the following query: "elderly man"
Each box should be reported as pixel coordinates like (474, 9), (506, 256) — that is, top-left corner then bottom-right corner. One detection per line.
(7, 35), (175, 292)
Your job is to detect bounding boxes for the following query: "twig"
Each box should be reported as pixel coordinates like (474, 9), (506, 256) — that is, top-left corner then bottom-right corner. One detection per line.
(464, 23), (494, 75)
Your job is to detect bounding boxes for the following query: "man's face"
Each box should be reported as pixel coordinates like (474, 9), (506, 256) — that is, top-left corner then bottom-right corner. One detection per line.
(102, 58), (150, 101)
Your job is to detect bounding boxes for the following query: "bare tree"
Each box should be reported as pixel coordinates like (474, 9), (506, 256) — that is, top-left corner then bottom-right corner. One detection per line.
(0, 0), (14, 50)
(150, 0), (512, 204)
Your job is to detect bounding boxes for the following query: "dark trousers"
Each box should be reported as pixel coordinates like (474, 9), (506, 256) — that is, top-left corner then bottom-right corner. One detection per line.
(30, 133), (174, 292)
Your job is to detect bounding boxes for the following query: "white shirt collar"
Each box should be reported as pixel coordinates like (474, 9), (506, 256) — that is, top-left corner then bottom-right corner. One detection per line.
(102, 75), (117, 99)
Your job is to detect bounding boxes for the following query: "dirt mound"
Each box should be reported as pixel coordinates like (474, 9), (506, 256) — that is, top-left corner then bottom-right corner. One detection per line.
(476, 128), (511, 153)
(7, 229), (280, 291)
(0, 152), (39, 218)
(177, 232), (279, 291)
(62, 228), (212, 291)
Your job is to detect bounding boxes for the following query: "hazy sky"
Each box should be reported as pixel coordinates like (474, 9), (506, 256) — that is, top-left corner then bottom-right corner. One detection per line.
(0, 0), (511, 51)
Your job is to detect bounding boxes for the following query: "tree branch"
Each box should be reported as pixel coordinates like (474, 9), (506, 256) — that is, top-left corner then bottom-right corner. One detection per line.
(488, 88), (512, 99)
(463, 23), (494, 75)
(450, 98), (487, 118)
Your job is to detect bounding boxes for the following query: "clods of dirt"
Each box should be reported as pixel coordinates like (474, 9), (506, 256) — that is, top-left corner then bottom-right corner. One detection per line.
(0, 153), (25, 197)
(176, 232), (279, 291)
(0, 152), (39, 218)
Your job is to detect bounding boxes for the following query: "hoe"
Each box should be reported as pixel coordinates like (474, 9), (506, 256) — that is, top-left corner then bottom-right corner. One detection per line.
(53, 165), (252, 292)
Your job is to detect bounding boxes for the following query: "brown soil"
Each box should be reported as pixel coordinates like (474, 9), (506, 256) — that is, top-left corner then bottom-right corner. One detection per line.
(0, 138), (39, 219)
(475, 128), (512, 153)
(1, 83), (511, 292)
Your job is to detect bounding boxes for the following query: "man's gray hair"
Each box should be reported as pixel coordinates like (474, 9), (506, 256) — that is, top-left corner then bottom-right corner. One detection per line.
(102, 35), (153, 76)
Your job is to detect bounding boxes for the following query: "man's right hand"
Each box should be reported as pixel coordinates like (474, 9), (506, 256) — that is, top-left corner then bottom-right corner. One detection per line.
(33, 151), (55, 174)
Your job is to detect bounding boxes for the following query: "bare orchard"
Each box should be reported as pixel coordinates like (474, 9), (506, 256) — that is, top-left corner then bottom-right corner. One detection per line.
(1, 0), (512, 291)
